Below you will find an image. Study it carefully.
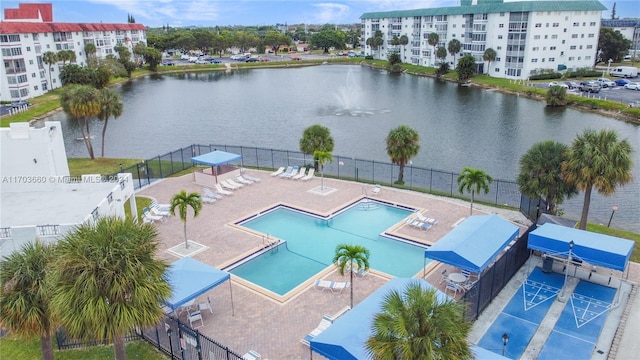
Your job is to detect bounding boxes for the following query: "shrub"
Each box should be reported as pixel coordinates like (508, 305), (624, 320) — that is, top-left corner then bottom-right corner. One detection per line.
(529, 72), (562, 80)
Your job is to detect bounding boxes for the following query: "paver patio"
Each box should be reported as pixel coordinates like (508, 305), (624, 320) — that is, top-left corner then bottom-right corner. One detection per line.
(137, 169), (531, 358)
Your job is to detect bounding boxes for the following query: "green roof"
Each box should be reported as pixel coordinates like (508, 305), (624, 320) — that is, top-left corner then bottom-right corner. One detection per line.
(360, 1), (607, 20)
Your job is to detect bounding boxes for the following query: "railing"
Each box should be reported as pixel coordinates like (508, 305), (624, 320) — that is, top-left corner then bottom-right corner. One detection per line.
(108, 144), (540, 222)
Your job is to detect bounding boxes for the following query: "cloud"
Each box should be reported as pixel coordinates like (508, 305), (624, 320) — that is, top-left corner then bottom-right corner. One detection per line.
(88, 0), (222, 25)
(311, 3), (350, 24)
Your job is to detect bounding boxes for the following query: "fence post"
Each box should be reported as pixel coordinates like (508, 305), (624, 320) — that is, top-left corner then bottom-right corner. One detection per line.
(255, 147), (259, 170)
(495, 181), (499, 205)
(451, 172), (454, 196)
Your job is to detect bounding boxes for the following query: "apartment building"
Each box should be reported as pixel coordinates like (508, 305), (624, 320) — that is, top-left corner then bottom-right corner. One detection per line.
(601, 19), (640, 58)
(1, 3), (146, 101)
(360, 0), (606, 79)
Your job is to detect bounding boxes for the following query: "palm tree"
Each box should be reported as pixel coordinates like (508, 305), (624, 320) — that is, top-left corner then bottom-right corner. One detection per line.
(545, 85), (568, 106)
(42, 51), (58, 91)
(457, 167), (494, 215)
(386, 125), (420, 185)
(332, 244), (370, 309)
(447, 39), (462, 66)
(300, 124), (334, 171)
(365, 283), (472, 360)
(60, 85), (101, 159)
(97, 88), (124, 157)
(84, 42), (97, 68)
(50, 217), (171, 360)
(0, 242), (56, 360)
(399, 35), (409, 59)
(483, 48), (497, 76)
(170, 190), (203, 248)
(427, 33), (439, 66)
(517, 140), (578, 215)
(562, 129), (633, 229)
(313, 150), (333, 191)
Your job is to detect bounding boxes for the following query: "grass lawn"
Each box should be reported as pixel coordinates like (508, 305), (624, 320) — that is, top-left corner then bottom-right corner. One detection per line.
(587, 223), (640, 262)
(67, 158), (142, 176)
(0, 334), (167, 360)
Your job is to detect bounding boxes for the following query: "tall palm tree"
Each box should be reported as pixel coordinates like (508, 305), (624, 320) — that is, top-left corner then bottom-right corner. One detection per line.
(483, 48), (497, 76)
(457, 167), (494, 215)
(97, 88), (124, 158)
(50, 217), (171, 360)
(300, 124), (334, 171)
(386, 125), (420, 185)
(60, 84), (101, 159)
(518, 141), (578, 215)
(365, 283), (472, 360)
(170, 190), (203, 248)
(0, 242), (56, 360)
(427, 33), (439, 66)
(562, 129), (633, 229)
(448, 39), (462, 66)
(313, 150), (333, 191)
(42, 51), (58, 91)
(332, 244), (370, 309)
(399, 35), (409, 59)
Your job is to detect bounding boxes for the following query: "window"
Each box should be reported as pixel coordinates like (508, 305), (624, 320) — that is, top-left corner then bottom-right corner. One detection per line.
(551, 35), (558, 39)
(590, 22), (596, 26)
(495, 68), (500, 72)
(568, 56), (574, 61)
(35, 45), (41, 53)
(495, 57), (501, 61)
(499, 24), (504, 28)
(10, 90), (19, 98)
(7, 76), (17, 84)
(588, 33), (595, 38)
(572, 34), (578, 38)
(550, 46), (556, 50)
(541, 58), (545, 62)
(573, 22), (579, 27)
(564, 28), (567, 32)
(535, 23), (542, 27)
(570, 45), (576, 50)
(532, 47), (539, 51)
(560, 51), (564, 55)
(498, 35), (503, 39)
(544, 35), (548, 39)
(34, 85), (38, 91)
(32, 33), (39, 40)
(532, 58), (538, 63)
(26, 46), (31, 51)
(19, 88), (29, 97)
(549, 57), (555, 62)
(497, 46), (502, 50)
(586, 45), (593, 49)
(32, 72), (36, 78)
(1, 47), (23, 56)
(553, 23), (559, 27)
(534, 35), (541, 39)
(585, 55), (591, 60)
(17, 74), (28, 83)
(29, 60), (34, 65)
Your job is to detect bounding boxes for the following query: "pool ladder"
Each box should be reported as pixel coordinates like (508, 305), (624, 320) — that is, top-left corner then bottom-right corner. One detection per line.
(263, 234), (279, 254)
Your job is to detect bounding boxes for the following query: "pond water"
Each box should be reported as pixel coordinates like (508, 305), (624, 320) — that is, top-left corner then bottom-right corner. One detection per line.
(42, 65), (639, 232)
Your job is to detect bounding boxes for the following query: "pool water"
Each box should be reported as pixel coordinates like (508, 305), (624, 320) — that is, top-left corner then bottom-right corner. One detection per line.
(229, 201), (429, 295)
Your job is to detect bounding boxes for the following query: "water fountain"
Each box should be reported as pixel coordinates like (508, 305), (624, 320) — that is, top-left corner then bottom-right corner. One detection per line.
(320, 68), (390, 117)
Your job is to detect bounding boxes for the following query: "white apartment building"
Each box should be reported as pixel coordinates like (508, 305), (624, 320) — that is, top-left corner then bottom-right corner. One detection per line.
(0, 3), (146, 101)
(601, 19), (640, 58)
(0, 121), (137, 257)
(360, 0), (606, 79)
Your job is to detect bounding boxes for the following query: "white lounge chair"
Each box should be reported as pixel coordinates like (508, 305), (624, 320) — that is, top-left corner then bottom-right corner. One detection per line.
(200, 195), (216, 204)
(203, 188), (224, 199)
(371, 184), (381, 195)
(242, 174), (261, 182)
(227, 179), (245, 188)
(220, 179), (240, 190)
(236, 175), (253, 185)
(188, 311), (203, 328)
(301, 315), (333, 346)
(277, 166), (293, 178)
(282, 166), (299, 179)
(331, 281), (349, 294)
(215, 183), (233, 195)
(198, 296), (213, 314)
(301, 168), (315, 181)
(292, 168), (307, 180)
(242, 350), (261, 360)
(150, 200), (171, 212)
(270, 167), (285, 177)
(314, 279), (334, 292)
(150, 207), (170, 217)
(143, 208), (166, 222)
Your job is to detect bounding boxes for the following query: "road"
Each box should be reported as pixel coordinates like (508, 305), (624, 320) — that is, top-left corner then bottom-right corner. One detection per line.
(532, 81), (640, 107)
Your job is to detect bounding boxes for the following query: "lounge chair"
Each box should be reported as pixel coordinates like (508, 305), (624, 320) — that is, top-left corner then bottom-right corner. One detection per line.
(282, 166), (299, 179)
(242, 350), (261, 360)
(277, 166), (293, 178)
(143, 208), (166, 222)
(236, 175), (253, 185)
(220, 179), (240, 190)
(446, 281), (462, 296)
(314, 279), (334, 292)
(188, 311), (203, 328)
(301, 168), (315, 181)
(419, 222), (432, 231)
(242, 174), (261, 182)
(150, 206), (170, 217)
(406, 218), (425, 229)
(215, 183), (233, 195)
(200, 195), (216, 204)
(227, 179), (245, 188)
(331, 281), (350, 294)
(301, 315), (333, 346)
(203, 188), (224, 199)
(270, 167), (285, 177)
(150, 200), (171, 212)
(292, 168), (307, 180)
(438, 269), (448, 284)
(198, 296), (213, 314)
(353, 267), (368, 278)
(371, 184), (381, 195)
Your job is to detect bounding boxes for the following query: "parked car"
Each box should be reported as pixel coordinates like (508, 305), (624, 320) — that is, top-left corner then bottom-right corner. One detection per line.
(614, 79), (630, 86)
(259, 58), (270, 62)
(209, 59), (221, 64)
(245, 57), (258, 62)
(162, 61), (175, 66)
(564, 81), (578, 89)
(195, 59), (208, 64)
(11, 100), (30, 108)
(548, 81), (568, 89)
(291, 57), (302, 61)
(578, 81), (601, 93)
(180, 54), (190, 60)
(595, 78), (616, 88)
(624, 82), (640, 90)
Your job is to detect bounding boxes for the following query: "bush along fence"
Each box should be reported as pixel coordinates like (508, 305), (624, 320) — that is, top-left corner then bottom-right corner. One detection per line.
(55, 314), (244, 360)
(109, 144), (543, 222)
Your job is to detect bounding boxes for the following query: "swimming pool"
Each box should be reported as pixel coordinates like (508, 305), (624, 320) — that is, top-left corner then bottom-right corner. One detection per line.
(228, 200), (429, 296)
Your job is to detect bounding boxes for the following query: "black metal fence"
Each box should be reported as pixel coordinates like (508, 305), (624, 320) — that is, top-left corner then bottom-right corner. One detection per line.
(461, 224), (537, 321)
(137, 315), (244, 360)
(55, 315), (244, 359)
(110, 144), (540, 221)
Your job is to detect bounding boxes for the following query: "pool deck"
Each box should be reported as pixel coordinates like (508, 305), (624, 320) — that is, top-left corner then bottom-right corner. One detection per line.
(136, 170), (637, 359)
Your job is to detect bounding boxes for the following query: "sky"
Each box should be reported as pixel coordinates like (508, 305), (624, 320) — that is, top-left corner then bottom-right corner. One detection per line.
(1, 0), (639, 28)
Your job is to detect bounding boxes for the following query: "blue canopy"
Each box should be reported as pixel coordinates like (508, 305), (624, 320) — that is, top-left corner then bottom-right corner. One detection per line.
(164, 257), (234, 312)
(310, 278), (506, 360)
(191, 150), (241, 166)
(424, 215), (520, 273)
(528, 223), (634, 272)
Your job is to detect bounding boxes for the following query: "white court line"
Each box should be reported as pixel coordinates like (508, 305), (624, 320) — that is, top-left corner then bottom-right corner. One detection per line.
(571, 293), (613, 329)
(501, 311), (540, 327)
(550, 329), (596, 344)
(522, 279), (560, 311)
